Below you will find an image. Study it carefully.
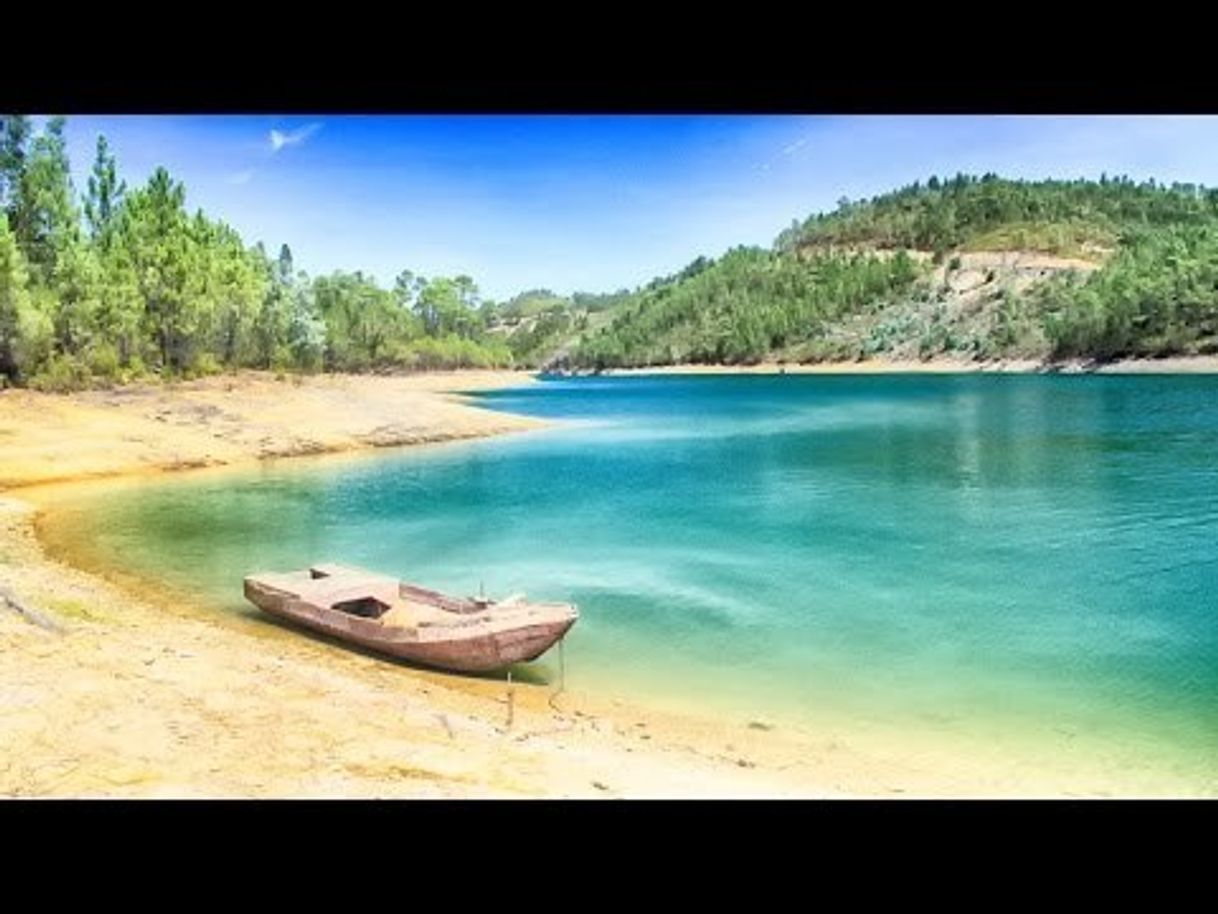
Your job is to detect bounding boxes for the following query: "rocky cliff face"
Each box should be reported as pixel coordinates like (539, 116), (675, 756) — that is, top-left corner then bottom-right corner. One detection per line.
(796, 249), (1104, 363)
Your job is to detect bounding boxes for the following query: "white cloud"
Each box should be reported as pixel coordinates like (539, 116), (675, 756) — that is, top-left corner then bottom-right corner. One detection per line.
(227, 169), (254, 185)
(757, 132), (812, 173)
(269, 122), (323, 154)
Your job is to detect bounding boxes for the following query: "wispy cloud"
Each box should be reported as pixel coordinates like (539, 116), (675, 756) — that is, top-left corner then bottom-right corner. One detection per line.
(758, 133), (811, 173)
(225, 121), (323, 187)
(269, 122), (323, 154)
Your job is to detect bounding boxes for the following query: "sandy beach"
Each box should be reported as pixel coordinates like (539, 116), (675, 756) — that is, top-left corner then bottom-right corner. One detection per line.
(0, 370), (552, 491)
(3, 368), (1211, 798)
(4, 493), (861, 798)
(0, 370), (856, 798)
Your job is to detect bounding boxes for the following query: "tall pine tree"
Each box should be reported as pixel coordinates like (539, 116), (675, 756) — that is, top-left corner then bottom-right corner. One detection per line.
(84, 134), (127, 249)
(14, 117), (80, 286)
(0, 214), (32, 381)
(120, 166), (193, 372)
(0, 116), (32, 216)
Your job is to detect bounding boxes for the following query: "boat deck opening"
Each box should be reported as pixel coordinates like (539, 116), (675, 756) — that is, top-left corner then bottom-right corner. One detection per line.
(331, 596), (391, 619)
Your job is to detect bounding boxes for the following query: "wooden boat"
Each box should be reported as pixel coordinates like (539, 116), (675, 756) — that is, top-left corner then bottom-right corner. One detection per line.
(244, 562), (578, 674)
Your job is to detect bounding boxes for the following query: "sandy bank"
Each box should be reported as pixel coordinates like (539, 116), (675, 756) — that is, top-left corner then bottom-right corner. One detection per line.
(11, 487), (1169, 798)
(0, 370), (547, 491)
(0, 370), (842, 797)
(0, 493), (864, 798)
(597, 354), (1218, 376)
(2, 369), (1208, 797)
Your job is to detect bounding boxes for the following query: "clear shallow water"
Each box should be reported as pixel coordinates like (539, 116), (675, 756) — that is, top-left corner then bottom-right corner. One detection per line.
(48, 375), (1218, 791)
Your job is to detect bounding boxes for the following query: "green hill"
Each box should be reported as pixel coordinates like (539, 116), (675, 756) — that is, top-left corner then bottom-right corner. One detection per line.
(4, 115), (1217, 391)
(486, 287), (631, 369)
(566, 175), (1218, 370)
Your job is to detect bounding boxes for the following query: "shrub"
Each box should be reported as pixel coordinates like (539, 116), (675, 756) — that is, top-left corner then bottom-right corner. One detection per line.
(119, 354), (148, 385)
(30, 354), (92, 393)
(270, 345), (295, 373)
(801, 337), (860, 363)
(88, 342), (121, 381)
(185, 352), (223, 379)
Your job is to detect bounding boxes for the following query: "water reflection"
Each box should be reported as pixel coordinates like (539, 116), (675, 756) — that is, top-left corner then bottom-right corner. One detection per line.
(48, 374), (1218, 788)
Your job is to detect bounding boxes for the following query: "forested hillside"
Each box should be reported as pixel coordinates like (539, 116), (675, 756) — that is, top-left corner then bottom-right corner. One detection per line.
(0, 116), (522, 391)
(568, 175), (1218, 370)
(3, 116), (1217, 389)
(485, 287), (629, 368)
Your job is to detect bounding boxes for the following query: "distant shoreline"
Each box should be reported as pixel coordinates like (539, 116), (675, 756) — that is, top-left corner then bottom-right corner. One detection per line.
(586, 354), (1218, 376)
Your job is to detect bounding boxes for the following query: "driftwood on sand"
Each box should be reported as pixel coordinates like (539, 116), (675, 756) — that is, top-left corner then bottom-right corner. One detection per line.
(0, 586), (63, 632)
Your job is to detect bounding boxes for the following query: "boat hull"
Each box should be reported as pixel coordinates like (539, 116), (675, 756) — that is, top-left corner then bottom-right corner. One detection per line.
(245, 577), (576, 674)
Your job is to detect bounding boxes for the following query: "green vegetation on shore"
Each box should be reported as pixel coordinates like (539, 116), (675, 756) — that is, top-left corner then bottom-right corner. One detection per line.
(486, 287), (630, 369)
(777, 172), (1217, 257)
(3, 116), (1218, 387)
(568, 175), (1218, 370)
(0, 116), (521, 390)
(574, 246), (921, 367)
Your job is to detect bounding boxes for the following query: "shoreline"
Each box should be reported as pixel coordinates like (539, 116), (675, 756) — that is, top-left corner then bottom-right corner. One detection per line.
(5, 490), (869, 798)
(592, 354), (1218, 376)
(0, 369), (849, 798)
(16, 492), (1196, 799)
(0, 369), (549, 493)
(4, 369), (1212, 797)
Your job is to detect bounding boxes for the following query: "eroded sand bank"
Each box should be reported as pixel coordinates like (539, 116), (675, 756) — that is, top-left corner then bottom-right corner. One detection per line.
(0, 370), (549, 490)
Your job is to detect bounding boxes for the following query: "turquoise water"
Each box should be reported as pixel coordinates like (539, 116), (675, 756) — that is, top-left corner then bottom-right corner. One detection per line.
(50, 375), (1218, 791)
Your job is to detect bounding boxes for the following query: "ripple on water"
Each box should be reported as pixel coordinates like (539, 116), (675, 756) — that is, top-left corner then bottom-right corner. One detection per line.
(47, 374), (1218, 794)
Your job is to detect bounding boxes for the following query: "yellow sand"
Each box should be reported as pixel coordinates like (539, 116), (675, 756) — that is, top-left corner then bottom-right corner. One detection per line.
(1, 492), (858, 798)
(1, 369), (1206, 797)
(0, 370), (547, 490)
(0, 371), (832, 797)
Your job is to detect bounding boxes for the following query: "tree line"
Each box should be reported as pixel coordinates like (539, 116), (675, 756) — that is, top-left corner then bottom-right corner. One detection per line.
(569, 174), (1218, 369)
(776, 173), (1218, 258)
(0, 116), (514, 391)
(570, 246), (921, 369)
(4, 123), (1217, 386)
(1037, 223), (1218, 359)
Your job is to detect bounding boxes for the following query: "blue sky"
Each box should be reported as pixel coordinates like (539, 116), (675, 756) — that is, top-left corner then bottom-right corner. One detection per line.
(54, 115), (1218, 301)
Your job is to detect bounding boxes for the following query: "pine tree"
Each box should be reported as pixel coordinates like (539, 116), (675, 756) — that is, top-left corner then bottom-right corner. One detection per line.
(84, 134), (127, 249)
(50, 235), (101, 357)
(120, 167), (193, 372)
(393, 269), (416, 308)
(94, 237), (143, 369)
(0, 116), (33, 215)
(276, 243), (294, 286)
(0, 214), (32, 381)
(13, 117), (80, 285)
(286, 273), (325, 371)
(253, 243), (291, 368)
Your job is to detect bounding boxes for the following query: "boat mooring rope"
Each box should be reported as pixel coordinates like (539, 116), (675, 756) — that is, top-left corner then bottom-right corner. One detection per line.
(548, 636), (566, 713)
(505, 668), (514, 730)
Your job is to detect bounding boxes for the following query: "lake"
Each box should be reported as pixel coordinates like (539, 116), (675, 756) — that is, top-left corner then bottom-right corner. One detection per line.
(45, 374), (1218, 794)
